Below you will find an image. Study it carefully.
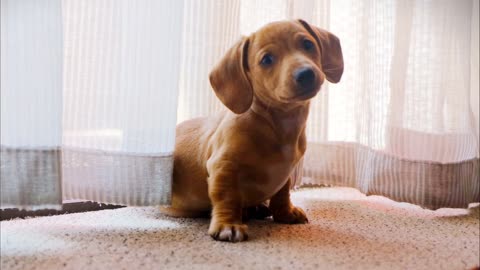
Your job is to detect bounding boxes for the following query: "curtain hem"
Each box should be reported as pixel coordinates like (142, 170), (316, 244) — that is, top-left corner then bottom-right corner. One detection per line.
(298, 142), (480, 210)
(62, 148), (173, 206)
(1, 147), (63, 210)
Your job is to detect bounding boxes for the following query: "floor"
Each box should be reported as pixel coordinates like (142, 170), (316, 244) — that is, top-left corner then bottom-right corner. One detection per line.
(1, 187), (479, 270)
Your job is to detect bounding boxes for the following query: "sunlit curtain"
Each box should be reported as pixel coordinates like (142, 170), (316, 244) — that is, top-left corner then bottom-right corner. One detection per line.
(177, 0), (479, 209)
(1, 0), (184, 209)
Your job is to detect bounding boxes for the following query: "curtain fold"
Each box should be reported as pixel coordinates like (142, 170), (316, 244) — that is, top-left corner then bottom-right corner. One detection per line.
(60, 0), (184, 206)
(177, 0), (242, 122)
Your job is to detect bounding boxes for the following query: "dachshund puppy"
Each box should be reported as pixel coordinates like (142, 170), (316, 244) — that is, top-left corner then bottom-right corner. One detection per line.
(168, 19), (343, 242)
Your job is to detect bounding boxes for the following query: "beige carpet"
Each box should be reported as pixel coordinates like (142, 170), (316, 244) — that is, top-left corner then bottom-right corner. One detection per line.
(1, 187), (479, 270)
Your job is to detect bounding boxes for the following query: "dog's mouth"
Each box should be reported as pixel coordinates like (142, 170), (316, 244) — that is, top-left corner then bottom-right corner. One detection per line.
(296, 86), (320, 99)
(285, 85), (320, 101)
(278, 86), (320, 103)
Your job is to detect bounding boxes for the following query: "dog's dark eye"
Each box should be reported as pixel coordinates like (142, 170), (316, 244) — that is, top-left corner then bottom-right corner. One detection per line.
(303, 39), (315, 51)
(260, 54), (274, 66)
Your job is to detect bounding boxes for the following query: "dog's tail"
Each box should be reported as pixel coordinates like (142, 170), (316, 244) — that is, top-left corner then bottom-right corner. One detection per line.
(159, 206), (210, 218)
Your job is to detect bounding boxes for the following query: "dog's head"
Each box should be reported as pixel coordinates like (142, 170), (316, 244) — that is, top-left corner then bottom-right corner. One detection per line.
(209, 19), (344, 114)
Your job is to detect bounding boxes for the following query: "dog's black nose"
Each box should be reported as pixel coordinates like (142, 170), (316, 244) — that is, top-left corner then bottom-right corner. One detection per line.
(294, 67), (316, 91)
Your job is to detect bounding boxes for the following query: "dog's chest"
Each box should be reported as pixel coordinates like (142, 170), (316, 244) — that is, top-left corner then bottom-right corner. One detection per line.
(240, 141), (304, 205)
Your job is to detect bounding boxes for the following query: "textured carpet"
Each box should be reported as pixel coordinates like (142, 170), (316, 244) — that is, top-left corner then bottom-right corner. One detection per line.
(1, 187), (479, 270)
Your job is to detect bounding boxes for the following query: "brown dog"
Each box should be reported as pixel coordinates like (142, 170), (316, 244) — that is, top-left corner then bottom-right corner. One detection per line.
(168, 19), (343, 242)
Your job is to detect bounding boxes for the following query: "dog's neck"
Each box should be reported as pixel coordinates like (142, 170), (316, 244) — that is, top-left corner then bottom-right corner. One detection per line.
(249, 97), (310, 143)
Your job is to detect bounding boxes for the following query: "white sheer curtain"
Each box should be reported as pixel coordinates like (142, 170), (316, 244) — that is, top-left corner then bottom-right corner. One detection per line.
(1, 0), (64, 209)
(301, 0), (480, 209)
(1, 0), (183, 209)
(61, 0), (183, 206)
(177, 0), (479, 209)
(1, 0), (478, 210)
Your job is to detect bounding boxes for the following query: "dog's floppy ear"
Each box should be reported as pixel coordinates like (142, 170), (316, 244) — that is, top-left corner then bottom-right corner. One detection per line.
(209, 37), (253, 114)
(298, 19), (344, 83)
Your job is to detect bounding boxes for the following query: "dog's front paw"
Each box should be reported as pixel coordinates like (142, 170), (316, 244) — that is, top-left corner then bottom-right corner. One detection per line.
(273, 206), (308, 224)
(208, 223), (248, 242)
